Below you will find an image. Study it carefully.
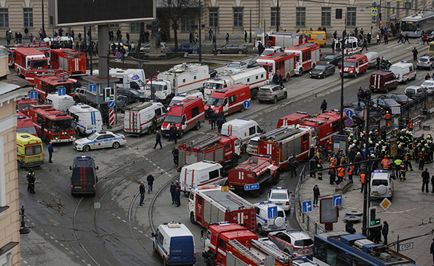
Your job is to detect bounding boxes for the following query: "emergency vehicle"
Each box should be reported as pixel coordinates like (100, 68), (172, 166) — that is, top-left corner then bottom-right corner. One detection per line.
(0, 46), (8, 78)
(50, 48), (86, 76)
(13, 47), (49, 81)
(276, 112), (310, 128)
(46, 94), (75, 112)
(202, 223), (292, 266)
(389, 61), (417, 83)
(247, 127), (312, 168)
(188, 186), (256, 231)
(256, 52), (296, 81)
(123, 102), (166, 135)
(17, 111), (37, 136)
(68, 104), (103, 135)
(334, 36), (361, 55)
(284, 43), (321, 75)
(303, 31), (327, 46)
(27, 105), (76, 143)
(177, 133), (240, 169)
(221, 118), (262, 148)
(205, 84), (251, 117)
(204, 67), (268, 99)
(370, 71), (398, 93)
(263, 32), (302, 48)
(161, 97), (205, 137)
(33, 74), (77, 102)
(16, 98), (38, 113)
(179, 161), (224, 192)
(340, 54), (369, 77)
(16, 133), (44, 168)
(228, 156), (279, 194)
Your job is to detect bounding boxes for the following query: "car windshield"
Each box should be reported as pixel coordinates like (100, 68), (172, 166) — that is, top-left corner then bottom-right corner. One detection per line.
(344, 62), (356, 67)
(419, 57), (428, 62)
(259, 87), (272, 92)
(323, 54), (336, 60)
(227, 62), (243, 68)
(372, 179), (388, 186)
(270, 192), (288, 200)
(422, 81), (434, 87)
(207, 97), (224, 106)
(406, 89), (416, 94)
(87, 133), (98, 140)
(145, 84), (164, 92)
(205, 82), (225, 90)
(25, 145), (42, 156)
(164, 115), (182, 124)
(29, 59), (47, 68)
(169, 99), (182, 106)
(314, 65), (327, 70)
(294, 239), (313, 247)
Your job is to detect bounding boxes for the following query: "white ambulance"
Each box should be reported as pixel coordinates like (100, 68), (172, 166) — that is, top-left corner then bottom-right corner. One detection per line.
(179, 161), (224, 193)
(46, 94), (75, 112)
(220, 119), (263, 149)
(389, 61), (417, 83)
(123, 102), (166, 135)
(68, 104), (103, 135)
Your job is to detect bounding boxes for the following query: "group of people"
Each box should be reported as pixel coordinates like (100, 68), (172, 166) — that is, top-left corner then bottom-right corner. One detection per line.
(154, 123), (180, 149)
(169, 182), (182, 207)
(138, 174), (155, 206)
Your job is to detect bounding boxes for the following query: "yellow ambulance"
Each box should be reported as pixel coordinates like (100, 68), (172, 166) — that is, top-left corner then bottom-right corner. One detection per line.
(16, 133), (44, 167)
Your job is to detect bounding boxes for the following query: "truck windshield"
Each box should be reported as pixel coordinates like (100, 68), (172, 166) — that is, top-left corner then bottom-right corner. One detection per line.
(206, 97), (224, 106)
(48, 119), (73, 132)
(29, 59), (47, 68)
(343, 62), (356, 67)
(165, 115), (182, 124)
(145, 84), (164, 92)
(25, 145), (42, 156)
(205, 82), (225, 90)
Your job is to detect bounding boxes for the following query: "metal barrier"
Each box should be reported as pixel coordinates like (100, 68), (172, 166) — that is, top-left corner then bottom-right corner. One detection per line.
(294, 164), (326, 237)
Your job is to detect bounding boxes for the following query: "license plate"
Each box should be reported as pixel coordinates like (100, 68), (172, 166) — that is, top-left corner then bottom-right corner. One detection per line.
(74, 186), (82, 189)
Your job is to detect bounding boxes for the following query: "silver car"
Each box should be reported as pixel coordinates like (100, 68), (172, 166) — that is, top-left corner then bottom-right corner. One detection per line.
(416, 55), (434, 70)
(257, 85), (287, 103)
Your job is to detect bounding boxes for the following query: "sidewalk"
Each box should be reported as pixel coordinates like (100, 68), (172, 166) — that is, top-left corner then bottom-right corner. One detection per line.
(298, 119), (434, 265)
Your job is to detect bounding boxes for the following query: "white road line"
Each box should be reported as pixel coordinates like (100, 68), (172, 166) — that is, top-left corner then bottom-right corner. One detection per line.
(138, 230), (143, 234)
(121, 219), (127, 223)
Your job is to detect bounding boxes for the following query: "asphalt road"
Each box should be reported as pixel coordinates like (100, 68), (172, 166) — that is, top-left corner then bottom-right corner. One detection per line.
(20, 40), (431, 266)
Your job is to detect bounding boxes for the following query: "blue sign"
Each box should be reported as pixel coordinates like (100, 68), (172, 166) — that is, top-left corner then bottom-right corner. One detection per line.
(28, 90), (38, 100)
(107, 100), (116, 109)
(268, 206), (278, 219)
(333, 194), (343, 207)
(302, 200), (313, 213)
(57, 86), (66, 96)
(131, 74), (140, 81)
(344, 108), (354, 118)
(89, 83), (97, 93)
(244, 183), (259, 191)
(243, 100), (250, 109)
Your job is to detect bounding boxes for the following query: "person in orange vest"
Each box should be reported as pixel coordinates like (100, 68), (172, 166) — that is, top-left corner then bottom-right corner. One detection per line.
(381, 156), (391, 170)
(360, 171), (366, 192)
(337, 165), (345, 184)
(328, 157), (337, 185)
(407, 118), (414, 131)
(347, 165), (355, 183)
(385, 111), (392, 128)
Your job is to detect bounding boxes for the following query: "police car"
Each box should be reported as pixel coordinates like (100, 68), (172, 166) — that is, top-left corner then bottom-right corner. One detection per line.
(268, 187), (291, 212)
(74, 131), (127, 152)
(254, 201), (287, 235)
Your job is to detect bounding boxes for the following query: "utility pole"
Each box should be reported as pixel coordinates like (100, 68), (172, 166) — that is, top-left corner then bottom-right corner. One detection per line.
(41, 0), (45, 34)
(249, 8), (252, 43)
(276, 0), (280, 32)
(89, 26), (93, 76)
(198, 0), (202, 63)
(340, 32), (345, 134)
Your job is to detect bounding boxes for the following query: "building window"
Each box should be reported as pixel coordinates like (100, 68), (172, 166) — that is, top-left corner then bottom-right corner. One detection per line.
(321, 7), (331, 26)
(181, 16), (196, 32)
(396, 2), (400, 18)
(23, 8), (33, 27)
(271, 7), (281, 27)
(233, 7), (243, 27)
(296, 7), (306, 27)
(335, 8), (342, 19)
(0, 137), (6, 207)
(346, 7), (356, 27)
(386, 2), (391, 20)
(130, 22), (141, 33)
(0, 9), (8, 28)
(209, 7), (218, 28)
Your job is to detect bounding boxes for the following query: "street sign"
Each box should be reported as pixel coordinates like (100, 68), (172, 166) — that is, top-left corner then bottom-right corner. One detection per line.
(243, 100), (250, 110)
(380, 198), (392, 210)
(89, 83), (97, 93)
(399, 242), (414, 251)
(371, 7), (378, 16)
(28, 90), (38, 100)
(268, 206), (278, 219)
(57, 86), (66, 96)
(244, 183), (259, 191)
(302, 200), (313, 214)
(333, 194), (343, 207)
(107, 100), (116, 109)
(345, 118), (353, 127)
(344, 108), (354, 118)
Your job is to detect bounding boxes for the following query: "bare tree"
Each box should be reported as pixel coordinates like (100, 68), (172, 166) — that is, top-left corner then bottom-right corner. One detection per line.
(162, 0), (197, 49)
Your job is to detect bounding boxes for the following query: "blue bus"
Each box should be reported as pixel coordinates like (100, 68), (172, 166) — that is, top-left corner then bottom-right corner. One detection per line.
(313, 232), (416, 266)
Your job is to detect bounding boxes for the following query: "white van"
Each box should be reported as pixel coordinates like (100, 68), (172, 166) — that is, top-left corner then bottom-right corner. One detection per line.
(123, 102), (166, 135)
(389, 61), (417, 83)
(364, 52), (379, 68)
(152, 222), (196, 266)
(370, 170), (394, 200)
(68, 104), (103, 135)
(179, 161), (223, 192)
(221, 119), (263, 148)
(46, 94), (75, 112)
(254, 201), (287, 235)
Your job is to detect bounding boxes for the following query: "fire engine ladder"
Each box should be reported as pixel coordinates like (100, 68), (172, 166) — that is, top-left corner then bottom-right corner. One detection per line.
(251, 239), (291, 264)
(188, 134), (221, 150)
(228, 239), (264, 264)
(262, 127), (300, 141)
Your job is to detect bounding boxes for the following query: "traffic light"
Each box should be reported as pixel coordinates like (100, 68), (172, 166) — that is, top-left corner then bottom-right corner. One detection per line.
(368, 207), (381, 227)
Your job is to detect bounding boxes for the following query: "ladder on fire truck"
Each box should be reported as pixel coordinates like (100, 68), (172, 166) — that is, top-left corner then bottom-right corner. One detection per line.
(228, 239), (264, 264)
(250, 239), (291, 264)
(261, 127), (301, 141)
(185, 133), (221, 150)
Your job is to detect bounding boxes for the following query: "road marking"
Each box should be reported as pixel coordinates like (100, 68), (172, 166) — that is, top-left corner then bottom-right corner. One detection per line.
(138, 230), (143, 234)
(121, 219), (127, 223)
(133, 227), (138, 230)
(60, 243), (64, 247)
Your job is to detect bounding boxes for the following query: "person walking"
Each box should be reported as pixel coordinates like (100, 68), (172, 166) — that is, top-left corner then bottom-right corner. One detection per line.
(382, 221), (389, 245)
(362, 38), (368, 51)
(313, 184), (320, 207)
(336, 165), (345, 184)
(225, 33), (229, 44)
(320, 99), (327, 113)
(27, 169), (36, 194)
(422, 168), (430, 193)
(139, 182), (145, 206)
(154, 130), (163, 149)
(376, 33), (380, 44)
(172, 148), (179, 167)
(147, 174), (154, 193)
(244, 30), (248, 43)
(169, 123), (178, 144)
(47, 141), (54, 163)
(404, 33), (410, 44)
(360, 171), (366, 192)
(412, 47), (418, 61)
(175, 182), (181, 207)
(170, 182), (176, 204)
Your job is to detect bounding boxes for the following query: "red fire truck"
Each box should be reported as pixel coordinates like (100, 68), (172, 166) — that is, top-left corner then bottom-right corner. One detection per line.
(17, 111), (37, 136)
(284, 43), (321, 75)
(34, 74), (77, 102)
(27, 105), (76, 143)
(340, 54), (369, 78)
(188, 186), (256, 231)
(177, 133), (240, 169)
(202, 223), (292, 266)
(276, 111), (310, 128)
(14, 47), (49, 82)
(228, 156), (279, 194)
(17, 98), (38, 113)
(247, 127), (312, 168)
(50, 49), (86, 76)
(263, 32), (303, 48)
(256, 52), (296, 81)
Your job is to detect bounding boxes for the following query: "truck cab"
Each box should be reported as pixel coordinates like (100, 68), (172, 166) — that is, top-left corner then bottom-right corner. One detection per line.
(204, 84), (251, 117)
(341, 54), (368, 77)
(161, 97), (205, 136)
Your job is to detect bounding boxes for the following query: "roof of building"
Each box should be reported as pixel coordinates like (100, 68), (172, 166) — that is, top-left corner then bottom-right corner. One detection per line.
(0, 82), (30, 104)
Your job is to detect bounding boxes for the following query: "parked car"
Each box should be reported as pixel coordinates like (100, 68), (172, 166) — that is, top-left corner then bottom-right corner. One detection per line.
(420, 79), (434, 94)
(378, 93), (413, 106)
(117, 88), (147, 103)
(226, 61), (247, 70)
(320, 53), (343, 66)
(416, 55), (434, 70)
(254, 202), (287, 235)
(70, 156), (99, 196)
(74, 131), (127, 152)
(372, 98), (400, 113)
(309, 63), (335, 78)
(268, 187), (291, 212)
(257, 84), (288, 103)
(214, 44), (248, 54)
(268, 230), (314, 258)
(140, 42), (168, 54)
(173, 43), (197, 53)
(73, 87), (87, 103)
(404, 85), (428, 99)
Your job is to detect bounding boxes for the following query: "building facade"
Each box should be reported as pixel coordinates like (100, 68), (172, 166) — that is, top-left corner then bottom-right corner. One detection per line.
(0, 83), (29, 266)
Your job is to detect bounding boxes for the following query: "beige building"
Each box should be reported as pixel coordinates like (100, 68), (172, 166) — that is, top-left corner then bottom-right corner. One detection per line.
(0, 83), (29, 266)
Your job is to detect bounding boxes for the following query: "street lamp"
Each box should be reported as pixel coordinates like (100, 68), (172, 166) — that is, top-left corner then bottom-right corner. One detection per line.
(276, 0), (280, 32)
(339, 32), (345, 134)
(198, 0), (202, 63)
(41, 0), (45, 34)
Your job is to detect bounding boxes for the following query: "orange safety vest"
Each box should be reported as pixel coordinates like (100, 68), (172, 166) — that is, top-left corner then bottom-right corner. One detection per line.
(360, 173), (366, 184)
(337, 167), (345, 177)
(348, 165), (354, 175)
(381, 158), (390, 169)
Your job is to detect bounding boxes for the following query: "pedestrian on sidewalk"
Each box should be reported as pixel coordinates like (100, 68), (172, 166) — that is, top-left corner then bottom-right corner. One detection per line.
(405, 34), (410, 44)
(313, 185), (320, 207)
(309, 157), (316, 177)
(347, 165), (354, 183)
(170, 182), (176, 204)
(384, 33), (389, 44)
(422, 168), (430, 192)
(47, 141), (54, 163)
(139, 182), (145, 206)
(376, 33), (380, 44)
(244, 30), (248, 43)
(328, 158), (336, 185)
(175, 182), (181, 207)
(316, 161), (323, 180)
(380, 156), (391, 170)
(172, 148), (179, 167)
(154, 129), (163, 149)
(362, 38), (368, 51)
(382, 221), (389, 245)
(412, 47), (418, 61)
(336, 165), (345, 184)
(345, 221), (356, 234)
(360, 171), (366, 192)
(320, 99), (327, 113)
(147, 174), (154, 193)
(225, 33), (229, 44)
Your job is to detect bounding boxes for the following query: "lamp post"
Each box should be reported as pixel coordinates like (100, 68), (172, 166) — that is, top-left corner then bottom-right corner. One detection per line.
(41, 0), (45, 34)
(339, 32), (345, 134)
(198, 0), (202, 63)
(276, 0), (280, 32)
(249, 8), (252, 43)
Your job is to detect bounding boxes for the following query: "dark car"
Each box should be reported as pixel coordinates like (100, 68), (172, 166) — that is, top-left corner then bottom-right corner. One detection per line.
(116, 95), (128, 112)
(379, 93), (413, 106)
(309, 63), (335, 78)
(173, 43), (197, 53)
(209, 68), (217, 78)
(70, 156), (98, 196)
(214, 44), (248, 54)
(320, 53), (343, 66)
(117, 88), (146, 103)
(372, 98), (400, 113)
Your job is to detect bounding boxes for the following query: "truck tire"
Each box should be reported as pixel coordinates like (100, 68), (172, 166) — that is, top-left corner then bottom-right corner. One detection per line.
(195, 122), (201, 130)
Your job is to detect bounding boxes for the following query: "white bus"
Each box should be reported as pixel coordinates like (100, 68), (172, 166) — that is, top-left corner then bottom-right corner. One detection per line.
(401, 11), (434, 38)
